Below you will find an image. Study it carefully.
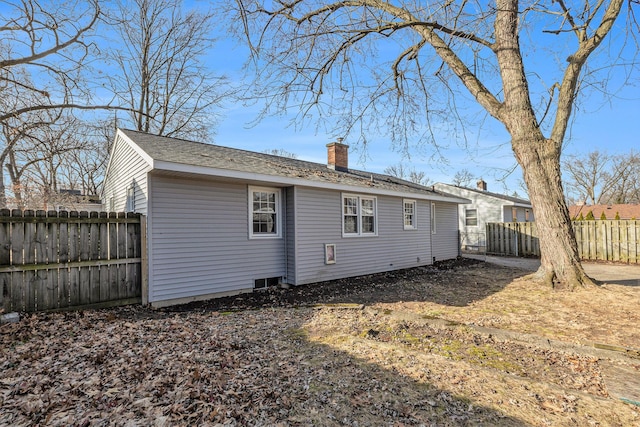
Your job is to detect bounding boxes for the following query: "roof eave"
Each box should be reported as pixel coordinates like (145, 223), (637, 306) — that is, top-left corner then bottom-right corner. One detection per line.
(152, 160), (469, 204)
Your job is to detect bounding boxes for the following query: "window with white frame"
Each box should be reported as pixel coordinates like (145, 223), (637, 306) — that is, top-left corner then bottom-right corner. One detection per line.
(431, 202), (436, 234)
(342, 194), (377, 236)
(403, 199), (417, 229)
(249, 186), (281, 238)
(126, 185), (135, 212)
(465, 209), (478, 226)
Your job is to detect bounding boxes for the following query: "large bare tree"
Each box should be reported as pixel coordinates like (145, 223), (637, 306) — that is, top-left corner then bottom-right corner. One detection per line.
(107, 0), (231, 142)
(0, 0), (127, 208)
(231, 0), (638, 288)
(565, 150), (640, 205)
(0, 0), (102, 122)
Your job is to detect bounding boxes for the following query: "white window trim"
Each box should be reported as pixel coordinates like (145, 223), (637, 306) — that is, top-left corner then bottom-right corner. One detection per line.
(403, 199), (417, 230)
(342, 193), (378, 237)
(431, 202), (437, 234)
(248, 186), (282, 239)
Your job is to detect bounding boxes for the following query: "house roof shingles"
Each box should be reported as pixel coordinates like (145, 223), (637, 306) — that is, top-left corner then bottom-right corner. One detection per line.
(120, 129), (461, 200)
(569, 204), (640, 220)
(434, 182), (532, 206)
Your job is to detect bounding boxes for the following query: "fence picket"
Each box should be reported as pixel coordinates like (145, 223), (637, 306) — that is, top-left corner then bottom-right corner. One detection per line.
(108, 212), (119, 299)
(99, 212), (110, 301)
(68, 211), (81, 306)
(9, 210), (24, 311)
(0, 209), (10, 310)
(47, 211), (59, 309)
(23, 210), (37, 311)
(89, 212), (101, 304)
(117, 213), (128, 298)
(58, 211), (70, 307)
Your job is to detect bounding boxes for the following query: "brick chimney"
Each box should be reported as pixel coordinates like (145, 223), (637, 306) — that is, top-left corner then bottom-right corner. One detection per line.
(477, 179), (487, 191)
(327, 138), (349, 172)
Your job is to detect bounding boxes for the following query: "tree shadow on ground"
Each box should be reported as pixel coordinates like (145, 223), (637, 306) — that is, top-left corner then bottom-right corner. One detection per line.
(0, 305), (531, 426)
(166, 258), (531, 312)
(597, 278), (640, 287)
(281, 323), (531, 426)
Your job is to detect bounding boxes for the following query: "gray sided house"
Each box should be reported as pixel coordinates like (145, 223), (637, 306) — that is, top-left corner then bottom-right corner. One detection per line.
(434, 181), (534, 251)
(102, 129), (468, 307)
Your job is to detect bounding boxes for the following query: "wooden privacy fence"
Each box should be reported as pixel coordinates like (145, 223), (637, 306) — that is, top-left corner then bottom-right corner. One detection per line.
(486, 222), (539, 257)
(0, 210), (146, 313)
(487, 220), (640, 264)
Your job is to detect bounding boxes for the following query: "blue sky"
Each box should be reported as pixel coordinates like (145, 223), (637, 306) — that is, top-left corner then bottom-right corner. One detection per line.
(211, 32), (639, 196)
(4, 0), (636, 197)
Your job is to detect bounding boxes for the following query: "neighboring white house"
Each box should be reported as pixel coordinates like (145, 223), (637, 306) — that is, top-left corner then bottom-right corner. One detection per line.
(102, 129), (469, 307)
(434, 181), (534, 251)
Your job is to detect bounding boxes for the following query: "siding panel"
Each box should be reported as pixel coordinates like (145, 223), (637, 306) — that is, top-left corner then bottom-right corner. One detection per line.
(148, 176), (285, 302)
(432, 202), (460, 261)
(293, 187), (435, 285)
(285, 187), (297, 284)
(102, 135), (150, 214)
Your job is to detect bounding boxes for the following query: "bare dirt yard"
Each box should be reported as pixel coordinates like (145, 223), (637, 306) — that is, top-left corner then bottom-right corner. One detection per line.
(2, 259), (640, 426)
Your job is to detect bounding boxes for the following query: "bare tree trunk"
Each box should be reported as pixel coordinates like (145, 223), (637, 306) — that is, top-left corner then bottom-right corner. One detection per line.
(0, 171), (7, 209)
(514, 136), (595, 288)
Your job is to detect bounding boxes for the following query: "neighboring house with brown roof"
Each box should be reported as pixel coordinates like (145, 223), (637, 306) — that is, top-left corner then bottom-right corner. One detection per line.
(569, 204), (640, 220)
(434, 181), (534, 251)
(102, 129), (469, 307)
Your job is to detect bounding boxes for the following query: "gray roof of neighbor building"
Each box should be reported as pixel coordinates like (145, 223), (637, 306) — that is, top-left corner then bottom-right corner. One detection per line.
(434, 182), (532, 206)
(119, 129), (462, 200)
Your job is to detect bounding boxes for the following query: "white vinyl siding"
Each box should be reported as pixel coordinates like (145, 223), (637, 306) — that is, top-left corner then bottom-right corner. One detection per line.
(148, 176), (285, 303)
(101, 135), (150, 214)
(293, 188), (435, 285)
(285, 187), (297, 284)
(431, 202), (460, 261)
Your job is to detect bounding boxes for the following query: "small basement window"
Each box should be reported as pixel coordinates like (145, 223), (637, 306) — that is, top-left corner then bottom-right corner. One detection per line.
(254, 277), (280, 289)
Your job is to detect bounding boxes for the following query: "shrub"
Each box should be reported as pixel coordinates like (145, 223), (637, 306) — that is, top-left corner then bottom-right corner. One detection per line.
(585, 210), (595, 220)
(600, 212), (607, 220)
(615, 212), (620, 220)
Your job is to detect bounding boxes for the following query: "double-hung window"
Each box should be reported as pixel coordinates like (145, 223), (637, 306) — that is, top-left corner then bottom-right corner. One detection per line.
(465, 209), (478, 226)
(249, 186), (281, 238)
(403, 199), (417, 229)
(342, 194), (377, 236)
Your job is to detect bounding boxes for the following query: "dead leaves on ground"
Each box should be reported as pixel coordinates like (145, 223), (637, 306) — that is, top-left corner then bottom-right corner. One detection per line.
(3, 259), (640, 426)
(1, 305), (639, 426)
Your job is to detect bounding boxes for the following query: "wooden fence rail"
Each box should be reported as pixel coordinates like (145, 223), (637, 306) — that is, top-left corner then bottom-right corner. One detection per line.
(0, 209), (145, 313)
(486, 220), (640, 264)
